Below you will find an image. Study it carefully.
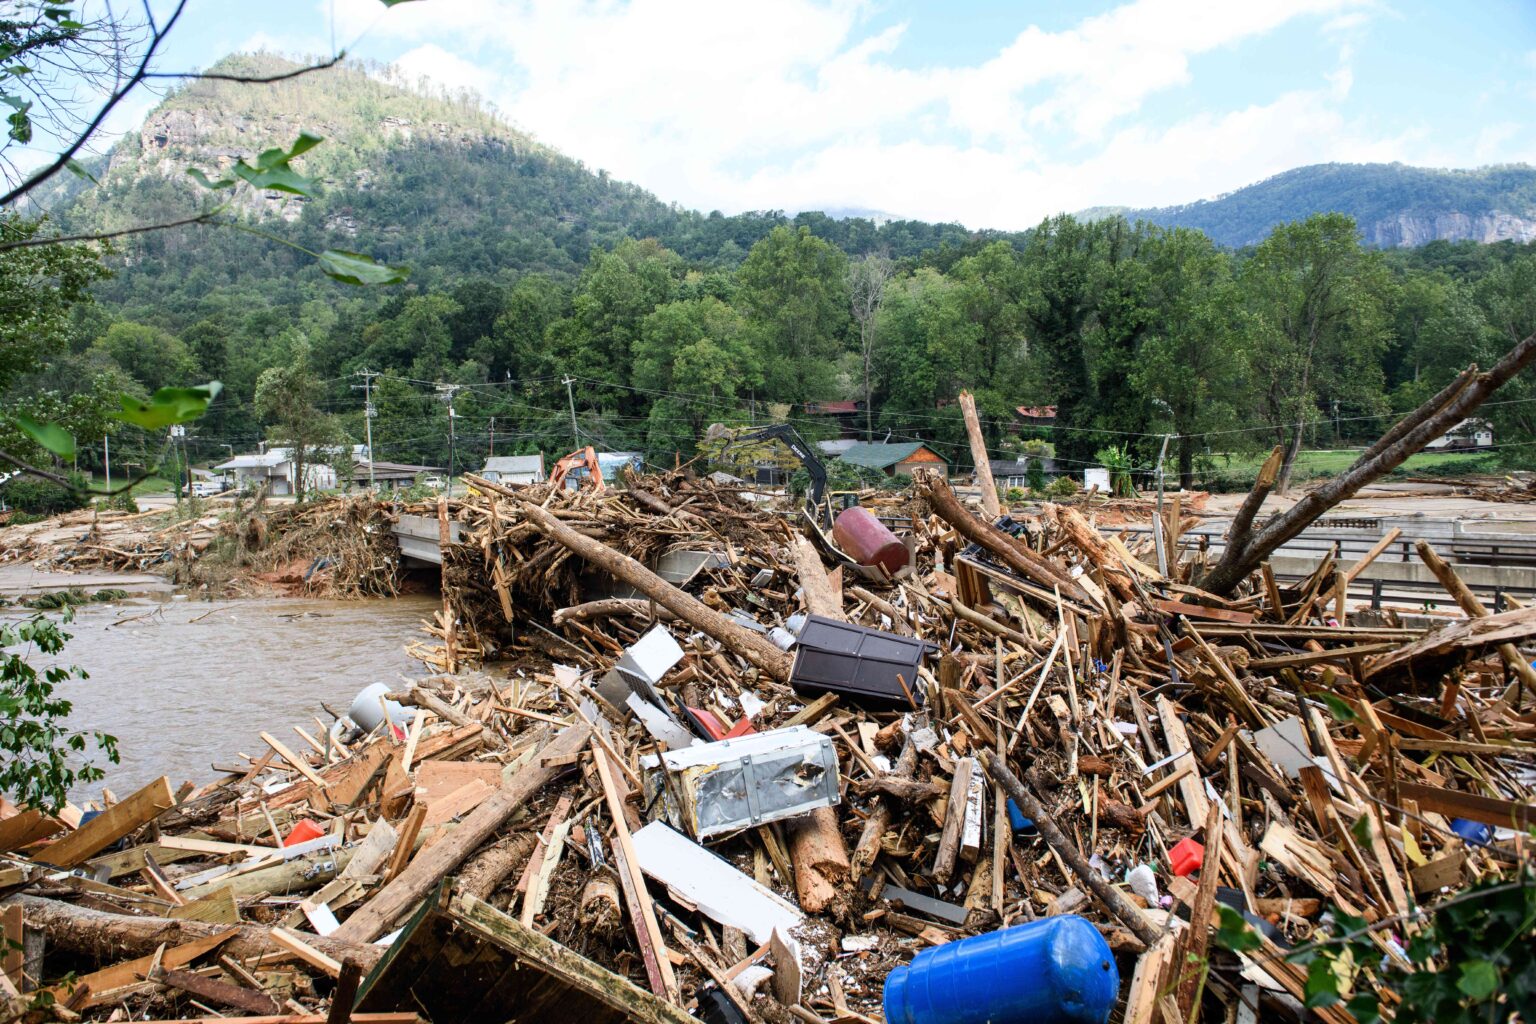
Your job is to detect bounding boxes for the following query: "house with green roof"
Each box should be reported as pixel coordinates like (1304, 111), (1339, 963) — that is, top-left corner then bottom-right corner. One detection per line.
(837, 441), (948, 478)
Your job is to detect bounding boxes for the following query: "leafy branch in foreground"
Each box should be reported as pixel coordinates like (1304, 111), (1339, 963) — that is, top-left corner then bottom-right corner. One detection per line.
(0, 611), (118, 813)
(1211, 872), (1536, 1023)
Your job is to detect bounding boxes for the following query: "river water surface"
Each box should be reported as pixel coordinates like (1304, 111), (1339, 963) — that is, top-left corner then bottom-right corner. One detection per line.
(6, 594), (440, 803)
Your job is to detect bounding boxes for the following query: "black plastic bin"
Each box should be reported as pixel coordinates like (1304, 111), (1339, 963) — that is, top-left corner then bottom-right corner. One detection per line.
(789, 615), (930, 707)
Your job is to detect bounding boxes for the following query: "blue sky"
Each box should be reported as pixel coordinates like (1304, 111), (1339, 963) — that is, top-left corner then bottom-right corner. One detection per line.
(85, 1), (1536, 228)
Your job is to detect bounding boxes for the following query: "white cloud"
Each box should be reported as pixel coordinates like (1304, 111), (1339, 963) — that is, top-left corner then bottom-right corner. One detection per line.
(317, 0), (1525, 227)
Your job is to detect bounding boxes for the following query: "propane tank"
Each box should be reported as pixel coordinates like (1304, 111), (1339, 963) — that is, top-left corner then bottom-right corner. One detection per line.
(832, 505), (907, 576)
(883, 915), (1119, 1024)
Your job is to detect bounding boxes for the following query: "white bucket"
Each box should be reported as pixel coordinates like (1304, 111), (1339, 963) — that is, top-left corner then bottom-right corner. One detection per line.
(348, 682), (411, 733)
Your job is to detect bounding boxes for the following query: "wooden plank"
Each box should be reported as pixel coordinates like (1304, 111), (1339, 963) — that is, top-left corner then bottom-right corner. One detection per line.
(451, 893), (695, 1024)
(1, 905), (21, 990)
(1123, 933), (1175, 1024)
(36, 776), (174, 867)
(383, 804), (427, 884)
(1150, 598), (1255, 624)
(1155, 698), (1209, 827)
(1398, 781), (1536, 830)
(0, 807), (65, 852)
(270, 927), (342, 977)
(595, 743), (679, 1004)
(156, 966), (279, 1015)
(260, 732), (330, 792)
(168, 886), (240, 925)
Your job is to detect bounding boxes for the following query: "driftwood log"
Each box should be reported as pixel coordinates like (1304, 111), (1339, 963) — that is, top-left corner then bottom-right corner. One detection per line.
(922, 477), (1089, 603)
(3, 892), (385, 972)
(1201, 331), (1536, 594)
(477, 483), (793, 682)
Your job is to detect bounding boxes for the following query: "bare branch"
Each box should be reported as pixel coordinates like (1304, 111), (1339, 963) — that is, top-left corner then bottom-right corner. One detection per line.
(0, 210), (219, 252)
(140, 53), (346, 84)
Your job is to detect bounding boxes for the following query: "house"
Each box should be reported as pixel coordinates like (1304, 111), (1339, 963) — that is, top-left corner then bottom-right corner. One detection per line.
(1425, 418), (1493, 451)
(838, 441), (948, 478)
(480, 454), (546, 486)
(352, 460), (446, 491)
(1014, 405), (1058, 427)
(804, 400), (866, 437)
(215, 448), (332, 495)
(988, 457), (1058, 490)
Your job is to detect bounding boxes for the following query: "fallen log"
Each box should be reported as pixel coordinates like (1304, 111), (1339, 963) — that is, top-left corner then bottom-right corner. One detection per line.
(1416, 539), (1536, 703)
(472, 480), (793, 682)
(332, 721), (591, 943)
(458, 832), (537, 903)
(921, 477), (1089, 604)
(553, 599), (679, 626)
(3, 892), (384, 973)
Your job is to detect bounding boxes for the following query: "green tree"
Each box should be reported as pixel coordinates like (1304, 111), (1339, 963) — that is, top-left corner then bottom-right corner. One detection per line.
(1242, 213), (1392, 491)
(91, 321), (198, 393)
(1022, 216), (1108, 464)
(634, 297), (760, 455)
(253, 341), (346, 501)
(1131, 227), (1249, 487)
(736, 226), (850, 402)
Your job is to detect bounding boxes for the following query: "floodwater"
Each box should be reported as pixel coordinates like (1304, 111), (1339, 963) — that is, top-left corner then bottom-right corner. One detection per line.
(4, 594), (441, 803)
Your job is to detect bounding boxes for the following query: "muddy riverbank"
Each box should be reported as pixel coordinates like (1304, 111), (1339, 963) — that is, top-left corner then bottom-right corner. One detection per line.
(6, 593), (440, 801)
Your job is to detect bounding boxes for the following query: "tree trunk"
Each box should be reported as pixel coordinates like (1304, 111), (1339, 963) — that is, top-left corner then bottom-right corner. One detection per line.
(1201, 332), (1536, 595)
(331, 721), (591, 943)
(3, 892), (385, 973)
(1275, 420), (1305, 496)
(921, 477), (1089, 603)
(1178, 434), (1194, 492)
(505, 488), (794, 682)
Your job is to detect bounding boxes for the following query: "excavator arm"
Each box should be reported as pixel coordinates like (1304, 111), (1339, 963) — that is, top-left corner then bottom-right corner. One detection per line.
(547, 446), (604, 492)
(720, 423), (829, 525)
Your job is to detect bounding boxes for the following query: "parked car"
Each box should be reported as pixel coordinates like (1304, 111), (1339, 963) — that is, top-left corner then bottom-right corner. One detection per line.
(184, 480), (225, 498)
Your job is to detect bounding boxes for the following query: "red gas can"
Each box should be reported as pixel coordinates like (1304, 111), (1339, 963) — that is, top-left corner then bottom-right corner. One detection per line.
(832, 506), (908, 576)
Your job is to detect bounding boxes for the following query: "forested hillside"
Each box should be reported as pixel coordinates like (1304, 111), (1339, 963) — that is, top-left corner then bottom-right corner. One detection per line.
(7, 54), (1536, 504)
(1104, 163), (1536, 249)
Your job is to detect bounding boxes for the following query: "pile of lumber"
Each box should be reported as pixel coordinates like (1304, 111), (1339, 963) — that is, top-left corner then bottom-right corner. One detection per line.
(0, 506), (221, 574)
(3, 467), (1532, 1024)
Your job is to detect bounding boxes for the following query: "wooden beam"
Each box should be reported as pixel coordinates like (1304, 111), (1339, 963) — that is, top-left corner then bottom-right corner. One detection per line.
(958, 390), (1001, 520)
(36, 776), (174, 868)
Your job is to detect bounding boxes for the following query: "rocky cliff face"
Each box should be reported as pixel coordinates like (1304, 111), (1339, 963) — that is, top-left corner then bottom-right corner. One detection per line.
(1363, 211), (1536, 248)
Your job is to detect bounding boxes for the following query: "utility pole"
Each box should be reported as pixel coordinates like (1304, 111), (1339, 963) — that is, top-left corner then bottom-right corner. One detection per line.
(489, 415), (495, 458)
(562, 376), (579, 447)
(436, 383), (462, 495)
(103, 435), (110, 491)
(352, 370), (378, 490)
(1152, 433), (1172, 576)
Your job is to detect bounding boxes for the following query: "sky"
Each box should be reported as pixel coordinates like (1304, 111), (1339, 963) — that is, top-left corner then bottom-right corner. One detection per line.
(66, 0), (1536, 229)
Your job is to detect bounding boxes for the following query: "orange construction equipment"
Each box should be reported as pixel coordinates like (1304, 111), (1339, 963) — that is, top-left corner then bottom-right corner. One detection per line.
(547, 445), (605, 492)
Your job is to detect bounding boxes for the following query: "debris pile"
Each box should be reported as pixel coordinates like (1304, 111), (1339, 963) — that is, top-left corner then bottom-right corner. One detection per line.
(2, 468), (1533, 1024)
(0, 506), (220, 575)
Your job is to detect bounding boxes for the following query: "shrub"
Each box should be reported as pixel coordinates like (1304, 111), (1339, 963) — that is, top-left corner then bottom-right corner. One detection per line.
(1005, 486), (1027, 503)
(1046, 475), (1080, 498)
(0, 475), (88, 516)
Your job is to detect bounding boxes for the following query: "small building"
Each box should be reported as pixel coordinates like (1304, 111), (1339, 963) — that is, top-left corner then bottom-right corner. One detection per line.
(1425, 418), (1493, 451)
(480, 454), (546, 486)
(215, 448), (337, 496)
(1014, 405), (1058, 427)
(838, 441), (948, 478)
(988, 457), (1058, 490)
(353, 460), (446, 491)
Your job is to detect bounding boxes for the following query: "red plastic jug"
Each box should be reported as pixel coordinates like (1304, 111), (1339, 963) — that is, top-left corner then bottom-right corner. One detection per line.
(284, 819), (324, 847)
(1169, 837), (1204, 877)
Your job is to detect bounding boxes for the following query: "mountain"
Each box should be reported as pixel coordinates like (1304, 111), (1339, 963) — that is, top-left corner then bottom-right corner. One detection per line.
(48, 53), (981, 312)
(1106, 163), (1536, 248)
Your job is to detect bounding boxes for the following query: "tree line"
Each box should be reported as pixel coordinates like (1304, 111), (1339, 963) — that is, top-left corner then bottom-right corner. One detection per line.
(4, 208), (1535, 503)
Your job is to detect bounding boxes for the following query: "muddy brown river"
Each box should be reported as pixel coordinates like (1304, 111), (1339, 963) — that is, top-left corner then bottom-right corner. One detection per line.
(6, 594), (440, 802)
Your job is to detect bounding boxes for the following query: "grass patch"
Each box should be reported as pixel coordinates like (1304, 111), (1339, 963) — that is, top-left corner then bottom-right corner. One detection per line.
(1197, 449), (1497, 492)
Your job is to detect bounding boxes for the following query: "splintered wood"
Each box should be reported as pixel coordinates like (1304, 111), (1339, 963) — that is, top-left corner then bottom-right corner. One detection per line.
(0, 465), (1530, 1023)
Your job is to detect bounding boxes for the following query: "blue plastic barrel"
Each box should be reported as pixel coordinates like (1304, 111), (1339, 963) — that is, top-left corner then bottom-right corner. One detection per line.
(883, 916), (1118, 1024)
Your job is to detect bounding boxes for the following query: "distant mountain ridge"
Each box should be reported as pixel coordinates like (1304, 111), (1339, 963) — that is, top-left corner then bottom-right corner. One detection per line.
(1092, 163), (1536, 248)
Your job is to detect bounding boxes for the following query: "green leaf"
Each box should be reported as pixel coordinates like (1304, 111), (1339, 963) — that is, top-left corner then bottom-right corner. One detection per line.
(7, 106), (30, 144)
(1350, 812), (1374, 848)
(231, 163), (314, 196)
(186, 167), (235, 190)
(1304, 955), (1342, 1009)
(1213, 904), (1262, 953)
(1314, 690), (1358, 723)
(1458, 959), (1499, 1000)
(14, 415), (74, 459)
(318, 249), (410, 286)
(64, 158), (97, 184)
(113, 383), (222, 430)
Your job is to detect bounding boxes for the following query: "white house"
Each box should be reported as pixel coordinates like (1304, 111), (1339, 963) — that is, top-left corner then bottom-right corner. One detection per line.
(480, 454), (546, 486)
(1425, 418), (1494, 451)
(216, 444), (368, 496)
